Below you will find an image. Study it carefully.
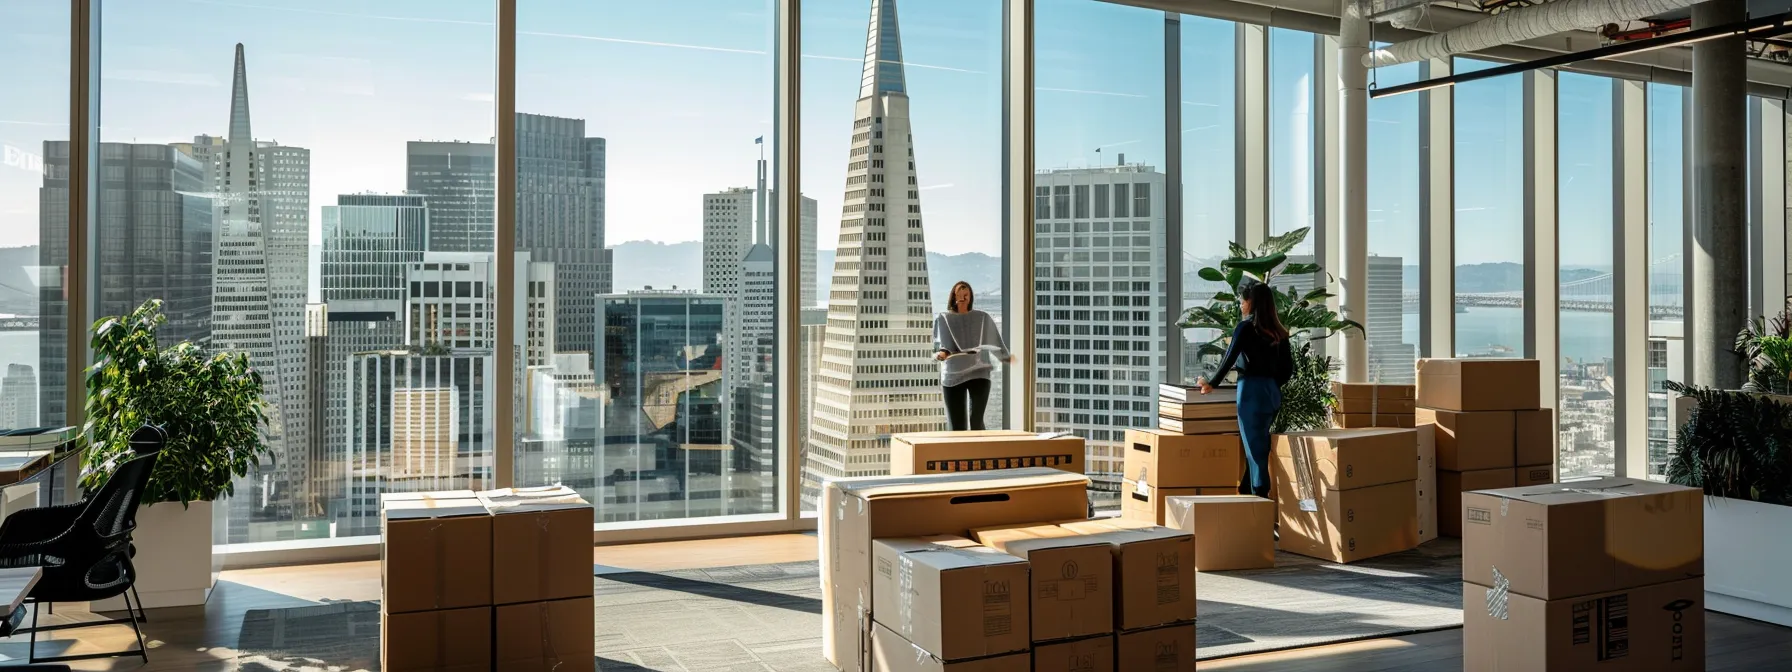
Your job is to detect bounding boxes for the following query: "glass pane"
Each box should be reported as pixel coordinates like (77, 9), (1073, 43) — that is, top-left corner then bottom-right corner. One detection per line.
(799, 0), (1004, 513)
(1269, 28), (1315, 255)
(1368, 60), (1420, 383)
(1452, 58), (1524, 358)
(515, 2), (779, 524)
(100, 1), (497, 542)
(4, 2), (66, 433)
(1556, 72), (1614, 479)
(1179, 17), (1236, 385)
(1034, 0), (1167, 512)
(1646, 83), (1685, 478)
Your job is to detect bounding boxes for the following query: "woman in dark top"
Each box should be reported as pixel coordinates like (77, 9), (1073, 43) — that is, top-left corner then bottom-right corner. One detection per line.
(1196, 281), (1293, 498)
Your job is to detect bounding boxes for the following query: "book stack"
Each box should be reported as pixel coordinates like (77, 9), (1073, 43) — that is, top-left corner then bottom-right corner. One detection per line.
(1155, 384), (1237, 435)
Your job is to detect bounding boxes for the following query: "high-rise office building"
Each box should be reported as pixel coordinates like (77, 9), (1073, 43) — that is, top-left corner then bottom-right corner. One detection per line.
(341, 349), (495, 536)
(302, 304), (330, 519)
(1365, 254), (1416, 383)
(700, 162), (819, 303)
(402, 252), (553, 355)
(805, 0), (947, 490)
(1032, 165), (1167, 485)
(0, 364), (37, 430)
(406, 141), (494, 254)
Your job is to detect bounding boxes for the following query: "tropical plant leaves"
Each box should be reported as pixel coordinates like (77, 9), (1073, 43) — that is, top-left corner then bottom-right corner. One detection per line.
(1198, 267), (1225, 283)
(1663, 381), (1792, 506)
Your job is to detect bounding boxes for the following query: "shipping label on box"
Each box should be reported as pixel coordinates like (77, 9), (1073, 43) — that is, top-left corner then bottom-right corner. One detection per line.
(1273, 428), (1418, 493)
(1438, 468), (1516, 538)
(1058, 519), (1196, 631)
(1123, 430), (1241, 488)
(1115, 622), (1196, 672)
(380, 493), (492, 614)
(477, 486), (594, 606)
(1419, 409), (1517, 471)
(495, 597), (595, 672)
(1162, 495), (1275, 571)
(1120, 480), (1201, 526)
(821, 469), (1090, 672)
(380, 606), (492, 672)
(870, 623), (1032, 672)
(1462, 577), (1705, 672)
(1513, 465), (1554, 487)
(890, 430), (1085, 476)
(1513, 409), (1555, 468)
(871, 537), (1030, 660)
(972, 524), (1115, 642)
(1271, 460), (1418, 564)
(1416, 358), (1541, 412)
(1462, 477), (1703, 602)
(1416, 425), (1438, 544)
(1032, 635), (1115, 672)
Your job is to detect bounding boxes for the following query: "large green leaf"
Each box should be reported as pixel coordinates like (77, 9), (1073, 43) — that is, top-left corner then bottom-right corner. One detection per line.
(1281, 262), (1322, 276)
(1197, 267), (1225, 283)
(1262, 227), (1312, 256)
(1222, 253), (1288, 280)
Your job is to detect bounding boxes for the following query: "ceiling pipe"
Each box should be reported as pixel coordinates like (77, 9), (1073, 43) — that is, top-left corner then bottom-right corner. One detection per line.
(1364, 0), (1704, 67)
(1362, 0), (1432, 30)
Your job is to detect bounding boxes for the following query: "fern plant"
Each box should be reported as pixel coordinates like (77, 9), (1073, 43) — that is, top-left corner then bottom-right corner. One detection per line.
(1736, 307), (1792, 395)
(1664, 381), (1792, 506)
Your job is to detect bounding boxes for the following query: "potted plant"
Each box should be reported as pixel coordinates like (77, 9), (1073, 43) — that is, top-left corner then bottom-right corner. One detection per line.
(80, 299), (271, 609)
(1178, 227), (1362, 432)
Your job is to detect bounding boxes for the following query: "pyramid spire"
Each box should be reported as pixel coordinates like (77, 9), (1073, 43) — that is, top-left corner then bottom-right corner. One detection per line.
(228, 43), (252, 144)
(858, 0), (907, 100)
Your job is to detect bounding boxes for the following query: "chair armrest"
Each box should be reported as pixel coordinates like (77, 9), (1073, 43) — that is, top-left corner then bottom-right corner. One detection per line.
(0, 502), (84, 547)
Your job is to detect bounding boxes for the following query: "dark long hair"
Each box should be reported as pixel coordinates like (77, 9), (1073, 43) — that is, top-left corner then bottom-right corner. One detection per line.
(1243, 281), (1289, 345)
(949, 281), (974, 313)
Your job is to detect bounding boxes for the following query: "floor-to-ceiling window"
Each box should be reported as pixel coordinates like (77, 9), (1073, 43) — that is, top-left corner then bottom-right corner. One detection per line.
(1033, 0), (1167, 506)
(1451, 58), (1525, 358)
(1368, 57), (1421, 384)
(1646, 83), (1686, 477)
(1178, 16), (1237, 386)
(797, 0), (1003, 513)
(1, 2), (67, 438)
(1556, 72), (1616, 479)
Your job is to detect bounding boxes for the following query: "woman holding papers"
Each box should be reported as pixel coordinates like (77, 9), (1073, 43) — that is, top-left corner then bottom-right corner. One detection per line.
(933, 281), (1013, 431)
(1196, 281), (1293, 498)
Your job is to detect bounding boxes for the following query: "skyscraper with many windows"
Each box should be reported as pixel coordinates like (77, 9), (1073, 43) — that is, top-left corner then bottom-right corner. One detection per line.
(805, 0), (946, 487)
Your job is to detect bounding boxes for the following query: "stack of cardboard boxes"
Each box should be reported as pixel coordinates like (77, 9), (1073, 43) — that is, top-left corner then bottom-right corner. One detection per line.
(1415, 358), (1555, 537)
(480, 486), (596, 671)
(1460, 478), (1705, 671)
(889, 430), (1086, 476)
(1271, 428), (1420, 563)
(1330, 382), (1417, 428)
(1119, 429), (1243, 525)
(1156, 383), (1237, 435)
(1163, 495), (1277, 571)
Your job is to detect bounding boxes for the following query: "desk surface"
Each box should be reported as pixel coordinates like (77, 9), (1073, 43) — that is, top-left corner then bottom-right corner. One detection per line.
(0, 567), (40, 615)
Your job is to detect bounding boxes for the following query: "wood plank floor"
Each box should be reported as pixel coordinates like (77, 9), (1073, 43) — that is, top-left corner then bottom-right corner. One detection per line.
(0, 533), (1780, 670)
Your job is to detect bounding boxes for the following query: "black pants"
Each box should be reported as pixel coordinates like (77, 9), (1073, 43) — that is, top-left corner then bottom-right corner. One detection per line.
(943, 378), (992, 431)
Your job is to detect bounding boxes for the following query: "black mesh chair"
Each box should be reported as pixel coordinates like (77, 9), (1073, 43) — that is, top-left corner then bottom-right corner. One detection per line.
(0, 425), (165, 664)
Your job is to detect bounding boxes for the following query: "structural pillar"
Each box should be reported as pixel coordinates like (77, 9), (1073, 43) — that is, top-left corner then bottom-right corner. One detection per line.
(1691, 0), (1749, 389)
(1339, 1), (1369, 381)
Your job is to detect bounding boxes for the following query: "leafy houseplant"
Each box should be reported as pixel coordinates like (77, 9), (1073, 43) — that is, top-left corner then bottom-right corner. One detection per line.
(1178, 227), (1363, 432)
(81, 299), (271, 506)
(1663, 381), (1792, 506)
(1737, 308), (1792, 395)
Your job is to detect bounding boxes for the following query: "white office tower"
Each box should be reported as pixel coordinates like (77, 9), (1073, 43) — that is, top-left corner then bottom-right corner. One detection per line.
(1365, 255), (1416, 383)
(0, 364), (36, 429)
(404, 252), (554, 355)
(805, 0), (947, 488)
(1032, 165), (1168, 486)
(701, 160), (820, 302)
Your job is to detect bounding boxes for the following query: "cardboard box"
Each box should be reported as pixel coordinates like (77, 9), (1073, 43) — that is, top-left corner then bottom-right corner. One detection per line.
(380, 491), (492, 614)
(870, 622), (1032, 672)
(1514, 409), (1555, 468)
(1332, 382), (1417, 414)
(1416, 425), (1438, 544)
(1415, 358), (1541, 411)
(1462, 577), (1704, 671)
(1333, 412), (1416, 429)
(1163, 495), (1275, 571)
(1462, 477), (1703, 601)
(822, 469), (1090, 671)
(1115, 622), (1196, 672)
(1058, 519), (1196, 630)
(1032, 634), (1115, 672)
(1271, 463), (1418, 563)
(1272, 428), (1418, 492)
(477, 486), (594, 605)
(871, 537), (1030, 660)
(495, 597), (595, 672)
(1195, 487), (1238, 495)
(380, 606), (492, 672)
(1419, 409), (1517, 471)
(971, 524), (1114, 642)
(1122, 430), (1242, 488)
(890, 431), (1086, 476)
(1119, 481), (1200, 526)
(1157, 417), (1235, 435)
(1514, 464), (1554, 486)
(1438, 468), (1516, 538)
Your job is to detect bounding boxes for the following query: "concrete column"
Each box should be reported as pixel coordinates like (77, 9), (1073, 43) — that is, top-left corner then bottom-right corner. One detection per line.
(1748, 97), (1788, 320)
(1522, 69), (1560, 421)
(1691, 0), (1749, 389)
(1419, 58), (1455, 360)
(1236, 24), (1269, 247)
(1339, 1), (1369, 381)
(1613, 79), (1649, 478)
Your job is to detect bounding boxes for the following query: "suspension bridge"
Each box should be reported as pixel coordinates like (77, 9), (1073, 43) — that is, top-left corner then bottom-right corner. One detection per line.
(1401, 254), (1684, 319)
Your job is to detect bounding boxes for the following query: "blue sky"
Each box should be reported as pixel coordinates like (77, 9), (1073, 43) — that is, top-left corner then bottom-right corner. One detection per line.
(0, 0), (1668, 268)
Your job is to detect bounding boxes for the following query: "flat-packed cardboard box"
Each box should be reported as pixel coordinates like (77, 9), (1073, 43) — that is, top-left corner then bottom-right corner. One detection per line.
(1272, 458), (1418, 563)
(1058, 519), (1196, 630)
(380, 606), (492, 672)
(1416, 424), (1438, 544)
(495, 596), (596, 672)
(1119, 481), (1199, 526)
(890, 431), (1085, 476)
(1122, 429), (1241, 488)
(1514, 409), (1555, 468)
(1115, 622), (1196, 672)
(380, 491), (492, 614)
(870, 537), (1030, 660)
(1032, 634), (1115, 672)
(1331, 382), (1417, 414)
(1157, 417), (1235, 435)
(1438, 468), (1516, 538)
(822, 469), (1090, 672)
(1462, 477), (1703, 601)
(971, 524), (1113, 642)
(1462, 577), (1705, 671)
(1419, 409), (1517, 471)
(1513, 464), (1554, 486)
(1273, 428), (1418, 492)
(476, 486), (594, 606)
(1163, 495), (1275, 571)
(1415, 358), (1541, 411)
(1333, 412), (1416, 429)
(871, 623), (1032, 672)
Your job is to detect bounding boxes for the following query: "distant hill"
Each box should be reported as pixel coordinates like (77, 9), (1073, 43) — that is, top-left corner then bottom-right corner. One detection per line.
(815, 249), (1003, 310)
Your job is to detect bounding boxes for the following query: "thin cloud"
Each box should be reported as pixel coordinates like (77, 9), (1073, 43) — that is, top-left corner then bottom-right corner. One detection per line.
(1096, 140), (1140, 150)
(802, 54), (982, 74)
(918, 183), (954, 191)
(1182, 124), (1222, 133)
(1182, 101), (1220, 108)
(0, 120), (65, 128)
(1038, 87), (1147, 99)
(181, 0), (490, 26)
(461, 92), (495, 103)
(524, 31), (765, 56)
(104, 70), (221, 87)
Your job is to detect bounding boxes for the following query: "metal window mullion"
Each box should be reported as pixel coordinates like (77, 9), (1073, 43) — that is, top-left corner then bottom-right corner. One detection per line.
(493, 0), (517, 490)
(1164, 13), (1183, 387)
(1419, 58), (1454, 359)
(1749, 97), (1788, 318)
(1613, 78), (1648, 478)
(1317, 33), (1344, 368)
(1003, 0), (1034, 432)
(776, 0), (801, 520)
(67, 0), (97, 498)
(1236, 23), (1268, 248)
(1680, 86), (1697, 387)
(1522, 68), (1559, 475)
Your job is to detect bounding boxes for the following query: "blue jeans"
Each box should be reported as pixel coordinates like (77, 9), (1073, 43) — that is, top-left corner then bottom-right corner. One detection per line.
(1237, 375), (1282, 498)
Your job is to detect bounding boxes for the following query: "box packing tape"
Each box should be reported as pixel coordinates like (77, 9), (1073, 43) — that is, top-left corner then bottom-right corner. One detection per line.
(897, 554), (917, 638)
(1486, 567), (1510, 621)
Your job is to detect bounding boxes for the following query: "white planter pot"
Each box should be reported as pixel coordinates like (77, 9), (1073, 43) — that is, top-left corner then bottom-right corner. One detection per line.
(1705, 495), (1792, 627)
(84, 500), (220, 611)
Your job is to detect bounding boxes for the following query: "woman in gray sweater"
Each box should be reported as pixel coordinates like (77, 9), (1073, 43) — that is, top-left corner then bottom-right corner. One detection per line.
(933, 281), (1013, 431)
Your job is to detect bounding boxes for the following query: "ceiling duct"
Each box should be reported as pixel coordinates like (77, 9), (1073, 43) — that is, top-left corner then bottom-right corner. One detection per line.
(1364, 0), (1702, 67)
(1362, 0), (1433, 30)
